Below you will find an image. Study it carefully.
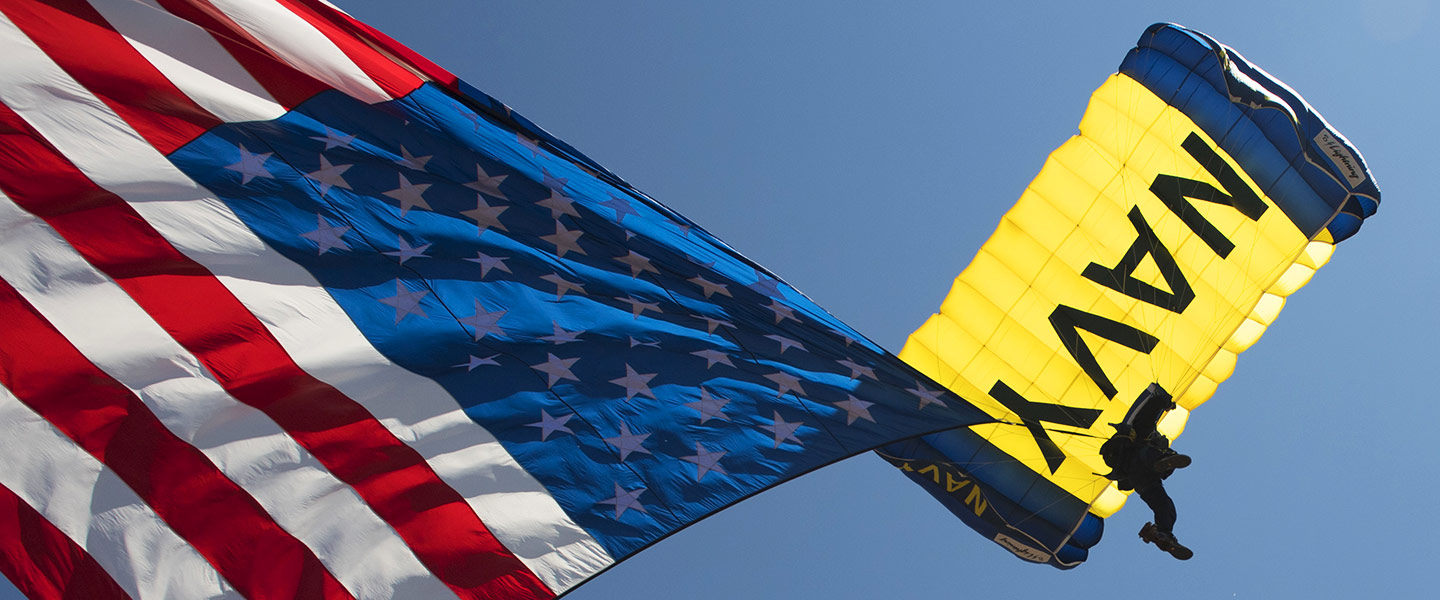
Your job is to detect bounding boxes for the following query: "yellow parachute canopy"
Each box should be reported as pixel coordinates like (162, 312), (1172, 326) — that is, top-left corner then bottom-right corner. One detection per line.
(879, 23), (1378, 568)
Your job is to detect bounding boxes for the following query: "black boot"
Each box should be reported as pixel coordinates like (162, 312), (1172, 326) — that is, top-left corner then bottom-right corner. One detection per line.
(1139, 522), (1194, 560)
(1154, 453), (1192, 471)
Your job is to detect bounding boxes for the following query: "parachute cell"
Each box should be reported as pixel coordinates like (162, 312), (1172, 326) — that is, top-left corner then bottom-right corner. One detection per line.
(880, 23), (1379, 568)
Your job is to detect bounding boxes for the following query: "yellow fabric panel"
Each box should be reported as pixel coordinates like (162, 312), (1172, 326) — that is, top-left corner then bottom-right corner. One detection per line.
(1272, 263), (1317, 296)
(1157, 407), (1190, 439)
(901, 315), (996, 407)
(902, 73), (1326, 518)
(1178, 375), (1218, 411)
(1201, 349), (1238, 382)
(1249, 294), (1285, 325)
(1225, 319), (1267, 353)
(1298, 241), (1335, 269)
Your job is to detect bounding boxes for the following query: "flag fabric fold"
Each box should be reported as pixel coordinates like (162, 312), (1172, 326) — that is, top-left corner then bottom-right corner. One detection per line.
(0, 1), (991, 598)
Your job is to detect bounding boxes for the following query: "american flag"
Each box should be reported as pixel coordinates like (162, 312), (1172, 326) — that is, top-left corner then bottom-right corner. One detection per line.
(0, 1), (992, 598)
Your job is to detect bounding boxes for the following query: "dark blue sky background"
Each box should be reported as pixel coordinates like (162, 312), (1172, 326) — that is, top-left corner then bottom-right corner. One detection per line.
(5, 1), (1433, 598)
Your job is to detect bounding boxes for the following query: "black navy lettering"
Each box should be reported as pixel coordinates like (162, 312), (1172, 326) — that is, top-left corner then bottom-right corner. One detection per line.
(1147, 133), (1267, 258)
(990, 380), (1103, 474)
(995, 132), (1267, 474)
(1082, 206), (1195, 313)
(1049, 305), (1159, 400)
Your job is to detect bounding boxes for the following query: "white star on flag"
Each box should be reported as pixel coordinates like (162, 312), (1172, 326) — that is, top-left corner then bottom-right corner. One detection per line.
(540, 168), (568, 192)
(760, 411), (804, 448)
(464, 164), (508, 199)
(517, 133), (545, 157)
(599, 483), (647, 518)
(461, 196), (509, 233)
(833, 395), (877, 425)
(458, 300), (507, 340)
(749, 270), (783, 297)
(310, 127), (356, 150)
(526, 409), (574, 441)
(835, 359), (877, 380)
(531, 354), (580, 387)
(615, 251), (659, 278)
(681, 443), (728, 481)
(540, 322), (581, 344)
(394, 145), (432, 171)
(454, 354), (500, 371)
(305, 155), (352, 196)
(618, 296), (661, 319)
(764, 371), (805, 398)
(464, 252), (511, 278)
(537, 190), (579, 219)
(909, 383), (948, 410)
(685, 389), (731, 423)
(601, 194), (640, 223)
(377, 279), (429, 323)
(449, 101), (482, 129)
(687, 275), (731, 298)
(225, 144), (272, 184)
(700, 317), (735, 335)
(766, 299), (798, 324)
(603, 422), (652, 461)
(628, 336), (660, 348)
(383, 236), (431, 264)
(299, 215), (350, 254)
(542, 222), (585, 257)
(610, 364), (657, 401)
(690, 349), (734, 369)
(384, 173), (432, 215)
(765, 334), (805, 354)
(541, 273), (585, 299)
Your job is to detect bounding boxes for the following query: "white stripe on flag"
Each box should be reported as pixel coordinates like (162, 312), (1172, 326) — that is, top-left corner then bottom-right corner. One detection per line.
(317, 0), (352, 16)
(0, 382), (241, 600)
(205, 0), (393, 104)
(87, 0), (287, 123)
(0, 6), (613, 593)
(0, 186), (456, 600)
(217, 277), (615, 593)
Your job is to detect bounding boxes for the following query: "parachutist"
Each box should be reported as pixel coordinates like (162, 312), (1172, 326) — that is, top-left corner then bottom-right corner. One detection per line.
(1101, 425), (1193, 560)
(1100, 385), (1195, 561)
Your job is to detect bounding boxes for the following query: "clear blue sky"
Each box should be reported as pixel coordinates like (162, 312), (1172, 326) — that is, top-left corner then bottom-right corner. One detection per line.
(5, 1), (1434, 598)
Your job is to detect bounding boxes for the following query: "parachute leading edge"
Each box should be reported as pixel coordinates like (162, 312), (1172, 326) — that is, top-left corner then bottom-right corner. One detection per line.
(881, 23), (1379, 568)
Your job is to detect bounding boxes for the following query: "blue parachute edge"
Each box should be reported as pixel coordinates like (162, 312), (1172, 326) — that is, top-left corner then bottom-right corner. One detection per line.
(877, 436), (1102, 568)
(1122, 23), (1380, 244)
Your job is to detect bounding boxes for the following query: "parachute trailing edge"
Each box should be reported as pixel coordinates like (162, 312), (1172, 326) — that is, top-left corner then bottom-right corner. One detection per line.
(881, 23), (1379, 568)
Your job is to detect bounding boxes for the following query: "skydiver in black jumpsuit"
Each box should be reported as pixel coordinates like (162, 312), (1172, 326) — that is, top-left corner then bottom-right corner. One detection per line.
(1100, 385), (1194, 560)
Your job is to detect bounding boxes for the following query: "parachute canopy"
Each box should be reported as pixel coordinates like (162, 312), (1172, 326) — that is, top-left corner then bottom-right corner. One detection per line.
(880, 23), (1379, 568)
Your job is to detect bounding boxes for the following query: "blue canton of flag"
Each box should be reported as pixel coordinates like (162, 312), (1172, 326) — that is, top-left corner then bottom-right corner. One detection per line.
(170, 82), (993, 564)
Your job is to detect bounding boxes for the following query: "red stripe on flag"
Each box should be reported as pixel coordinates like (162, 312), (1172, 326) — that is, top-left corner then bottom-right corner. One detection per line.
(0, 483), (132, 600)
(0, 105), (555, 600)
(271, 0), (428, 99)
(292, 0), (460, 88)
(153, 0), (329, 109)
(0, 278), (354, 600)
(0, 0), (219, 155)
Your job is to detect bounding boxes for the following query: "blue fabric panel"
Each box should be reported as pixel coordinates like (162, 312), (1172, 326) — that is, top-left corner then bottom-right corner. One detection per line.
(1122, 23), (1380, 242)
(879, 437), (1100, 569)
